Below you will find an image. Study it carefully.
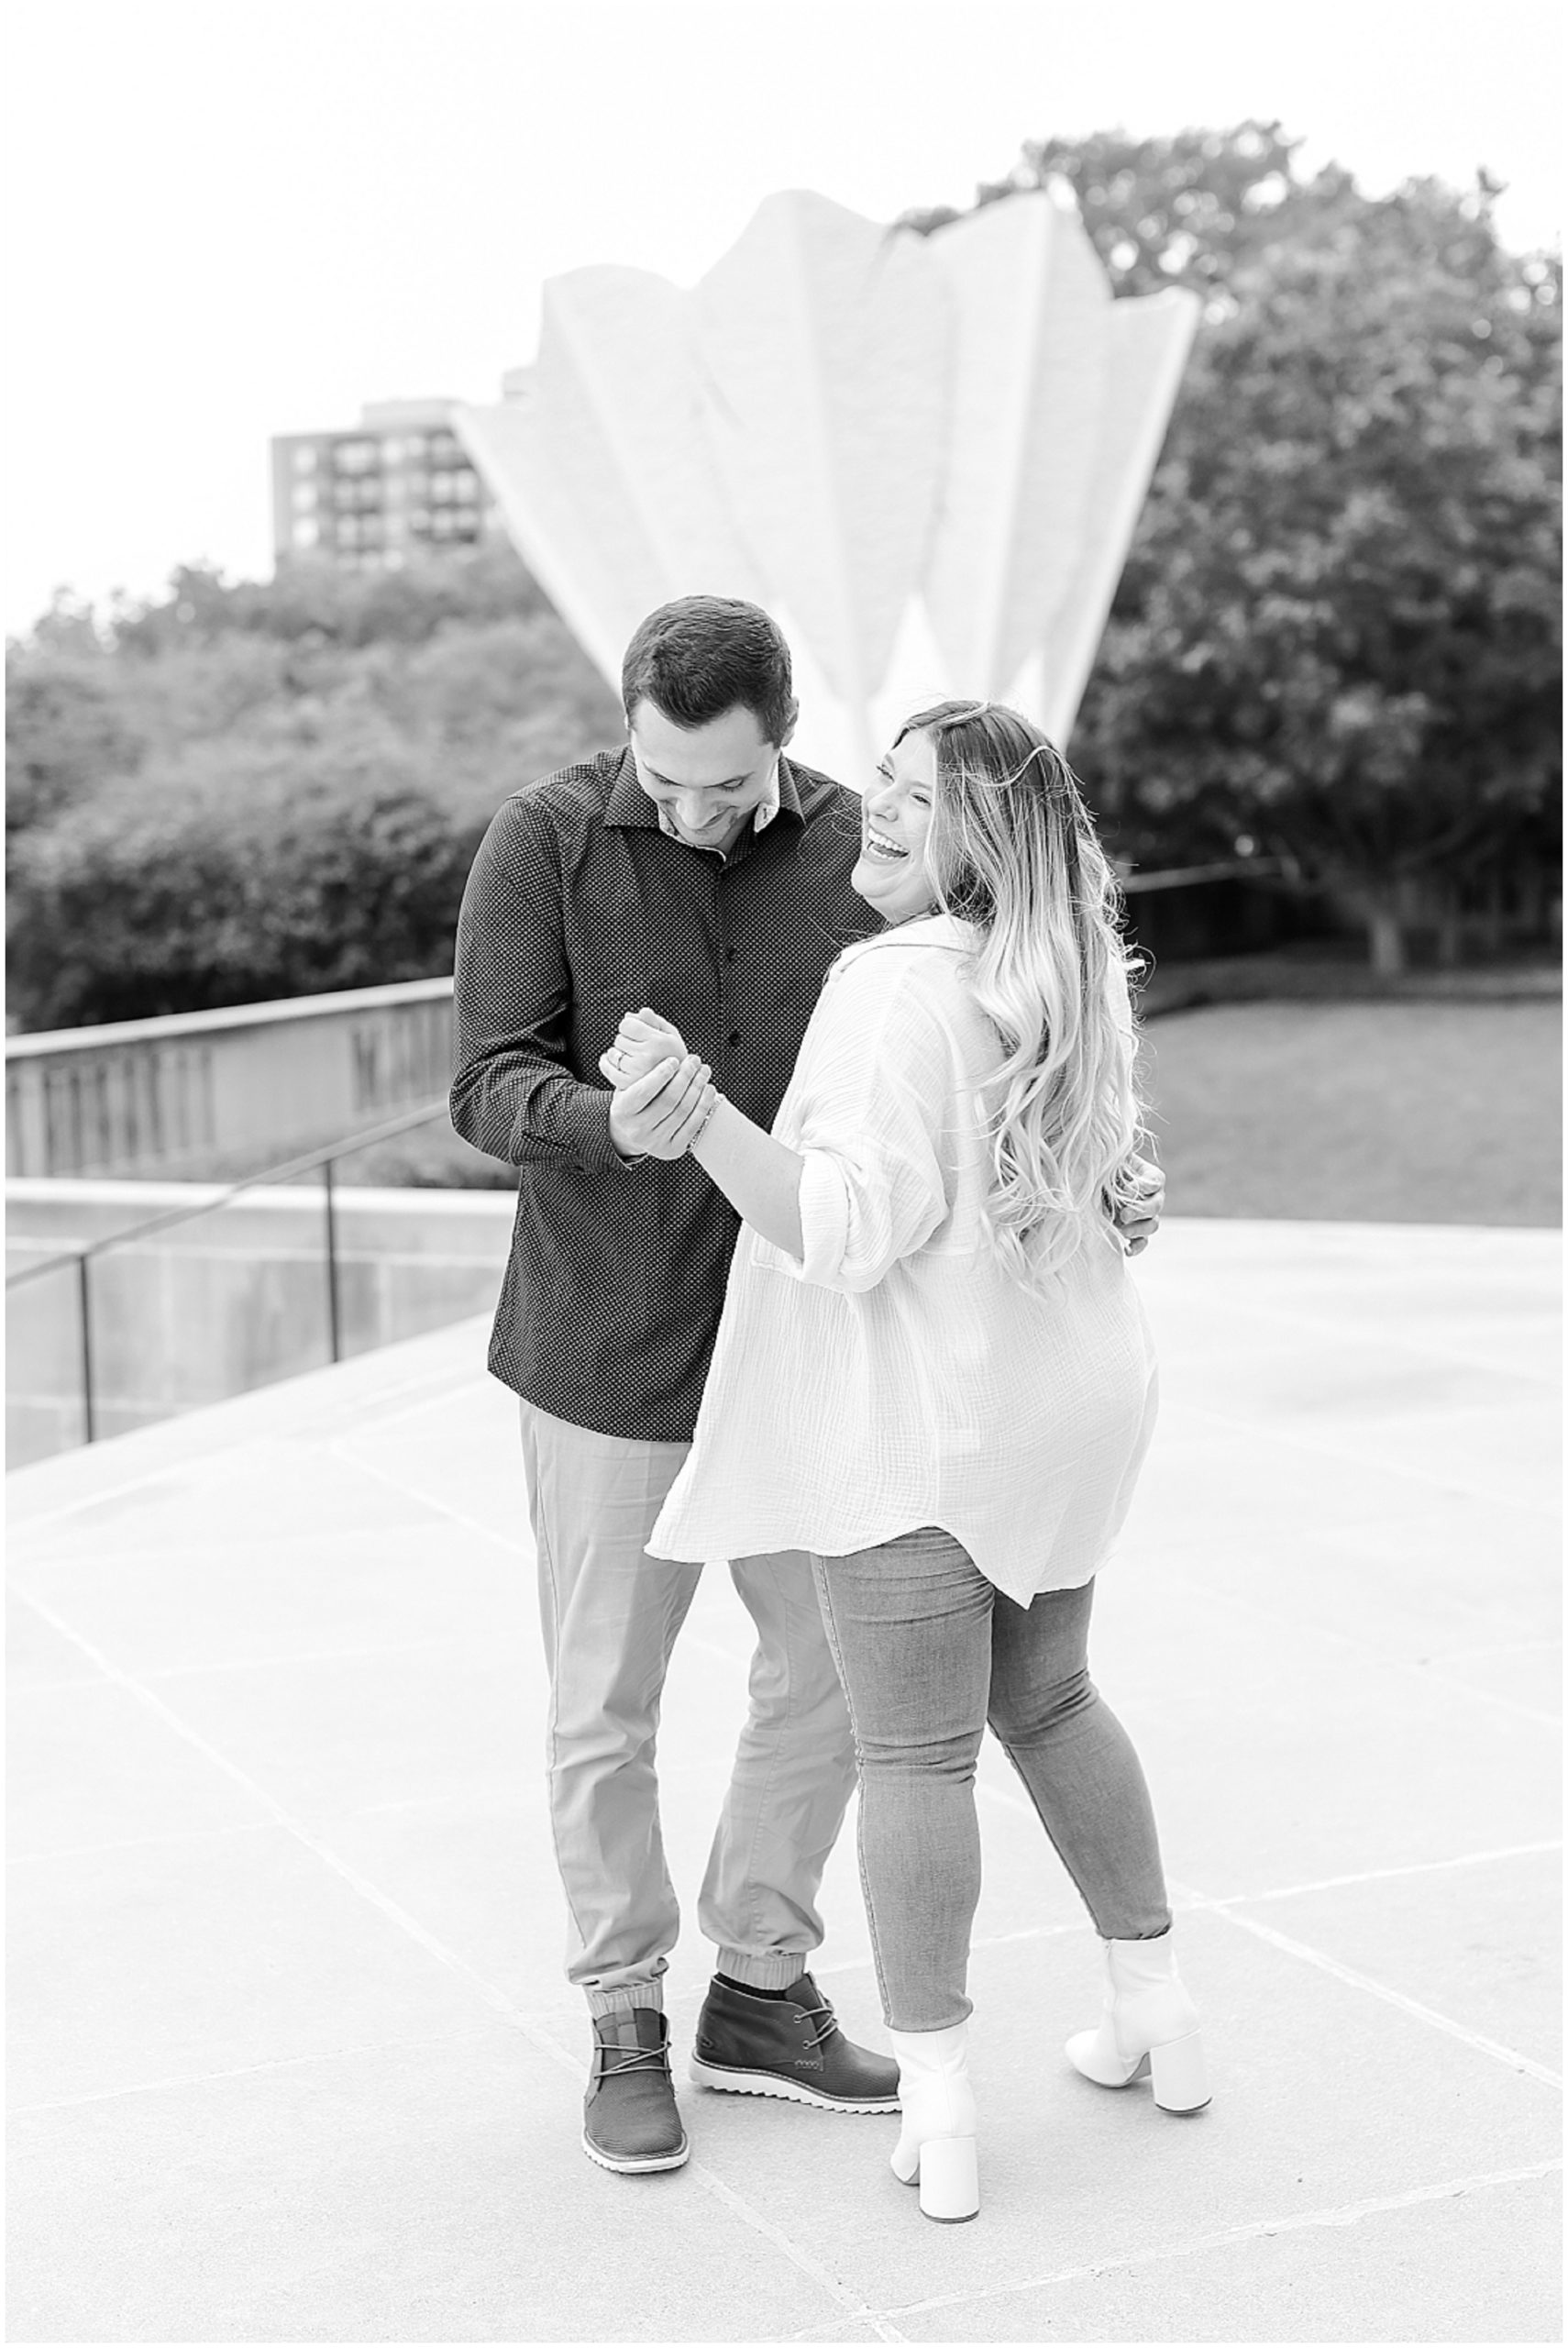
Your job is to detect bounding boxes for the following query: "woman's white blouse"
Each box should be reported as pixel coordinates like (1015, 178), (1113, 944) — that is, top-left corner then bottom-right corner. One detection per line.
(647, 914), (1158, 1605)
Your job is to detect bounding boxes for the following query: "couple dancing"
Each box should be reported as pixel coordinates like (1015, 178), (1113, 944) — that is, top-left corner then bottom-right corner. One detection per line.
(451, 595), (1207, 2224)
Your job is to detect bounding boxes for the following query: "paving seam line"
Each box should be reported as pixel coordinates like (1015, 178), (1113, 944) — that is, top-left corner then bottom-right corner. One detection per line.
(133, 1633), (520, 1679)
(4, 1361), (473, 1532)
(871, 2157), (1565, 2321)
(1154, 1283), (1562, 1387)
(754, 1844), (1565, 1993)
(11, 1583), (893, 2342)
(1199, 1840), (1562, 1905)
(8, 2025), (505, 2118)
(8, 1786), (575, 1868)
(1413, 1656), (1560, 1728)
(813, 1915), (1088, 1982)
(8, 1818), (283, 1866)
(7, 1634), (528, 1689)
(322, 1360), (500, 1445)
(1157, 1561), (1561, 1731)
(7, 1518), (525, 1570)
(337, 1446), (838, 1679)
(936, 1776), (1559, 1926)
(328, 1437), (533, 1556)
(1176, 1397), (1557, 1512)
(1190, 1898), (1562, 2088)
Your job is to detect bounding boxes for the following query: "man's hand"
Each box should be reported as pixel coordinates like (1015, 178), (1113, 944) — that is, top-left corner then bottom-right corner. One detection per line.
(607, 1051), (715, 1161)
(599, 1008), (685, 1091)
(1115, 1154), (1165, 1257)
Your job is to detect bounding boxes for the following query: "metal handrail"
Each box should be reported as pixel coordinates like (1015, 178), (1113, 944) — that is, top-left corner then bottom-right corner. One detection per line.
(1121, 857), (1285, 894)
(6, 1097), (456, 1446)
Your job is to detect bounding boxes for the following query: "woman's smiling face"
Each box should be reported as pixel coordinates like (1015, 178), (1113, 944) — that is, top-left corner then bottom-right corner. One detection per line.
(852, 729), (940, 923)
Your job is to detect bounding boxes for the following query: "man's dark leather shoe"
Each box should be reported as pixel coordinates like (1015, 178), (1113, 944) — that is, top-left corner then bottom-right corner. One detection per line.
(690, 1973), (900, 2111)
(583, 2008), (690, 2173)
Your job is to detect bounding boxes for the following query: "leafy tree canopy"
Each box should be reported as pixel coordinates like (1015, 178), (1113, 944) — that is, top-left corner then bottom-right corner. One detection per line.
(6, 545), (623, 1025)
(911, 124), (1562, 969)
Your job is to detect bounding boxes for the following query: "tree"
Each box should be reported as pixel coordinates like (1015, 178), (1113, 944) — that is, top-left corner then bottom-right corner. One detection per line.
(913, 128), (1562, 969)
(7, 735), (486, 1026)
(903, 118), (1309, 299)
(6, 545), (624, 1028)
(6, 654), (147, 837)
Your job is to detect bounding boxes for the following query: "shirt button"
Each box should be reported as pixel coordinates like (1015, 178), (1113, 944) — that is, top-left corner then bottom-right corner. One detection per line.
(728, 1031), (742, 1049)
(724, 947), (737, 964)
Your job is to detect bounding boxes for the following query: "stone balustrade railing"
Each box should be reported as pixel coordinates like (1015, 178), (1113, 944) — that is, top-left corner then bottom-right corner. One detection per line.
(6, 978), (456, 1179)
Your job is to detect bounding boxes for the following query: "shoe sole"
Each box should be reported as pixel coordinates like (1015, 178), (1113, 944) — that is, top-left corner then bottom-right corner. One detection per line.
(689, 2057), (898, 2113)
(1066, 2056), (1212, 2115)
(581, 2128), (690, 2174)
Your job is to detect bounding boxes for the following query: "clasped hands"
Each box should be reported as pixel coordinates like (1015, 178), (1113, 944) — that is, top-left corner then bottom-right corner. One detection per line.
(601, 1011), (716, 1159)
(600, 1008), (1167, 1249)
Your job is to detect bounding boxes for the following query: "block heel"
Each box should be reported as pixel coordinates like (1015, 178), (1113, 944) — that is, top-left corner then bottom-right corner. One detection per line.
(1148, 2027), (1209, 2113)
(914, 2133), (979, 2222)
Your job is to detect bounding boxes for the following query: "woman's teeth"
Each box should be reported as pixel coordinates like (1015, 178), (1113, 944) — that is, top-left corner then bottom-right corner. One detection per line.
(865, 830), (908, 862)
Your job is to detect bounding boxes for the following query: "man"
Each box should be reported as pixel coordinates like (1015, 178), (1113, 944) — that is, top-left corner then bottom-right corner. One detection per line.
(450, 595), (1161, 2176)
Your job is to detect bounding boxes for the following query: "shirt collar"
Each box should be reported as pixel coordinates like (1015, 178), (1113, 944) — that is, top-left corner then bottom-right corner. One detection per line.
(750, 762), (782, 834)
(602, 743), (804, 841)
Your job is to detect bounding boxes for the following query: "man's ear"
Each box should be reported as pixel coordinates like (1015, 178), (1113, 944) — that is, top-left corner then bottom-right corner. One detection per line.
(777, 700), (799, 751)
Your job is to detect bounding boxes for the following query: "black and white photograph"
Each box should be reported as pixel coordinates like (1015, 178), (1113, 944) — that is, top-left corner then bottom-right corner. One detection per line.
(4, 2), (1561, 2341)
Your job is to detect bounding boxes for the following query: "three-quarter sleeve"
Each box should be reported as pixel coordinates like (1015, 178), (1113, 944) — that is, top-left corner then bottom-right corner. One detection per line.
(449, 793), (627, 1173)
(777, 952), (956, 1294)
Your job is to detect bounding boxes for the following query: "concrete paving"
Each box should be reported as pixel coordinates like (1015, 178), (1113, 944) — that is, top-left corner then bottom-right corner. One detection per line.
(6, 1218), (1561, 2344)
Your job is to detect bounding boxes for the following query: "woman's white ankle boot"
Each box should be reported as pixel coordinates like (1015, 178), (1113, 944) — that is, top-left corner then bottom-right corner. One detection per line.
(1065, 1933), (1209, 2113)
(888, 2021), (979, 2221)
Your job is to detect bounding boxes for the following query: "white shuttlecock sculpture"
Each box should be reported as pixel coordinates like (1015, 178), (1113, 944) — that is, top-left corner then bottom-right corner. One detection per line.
(457, 188), (1198, 782)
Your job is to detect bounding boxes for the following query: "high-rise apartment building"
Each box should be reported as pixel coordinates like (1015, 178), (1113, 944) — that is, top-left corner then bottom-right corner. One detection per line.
(271, 397), (504, 571)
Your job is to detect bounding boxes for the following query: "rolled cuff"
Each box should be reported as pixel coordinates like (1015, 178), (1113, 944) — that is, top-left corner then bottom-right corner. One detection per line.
(713, 1946), (810, 1990)
(795, 1149), (854, 1286)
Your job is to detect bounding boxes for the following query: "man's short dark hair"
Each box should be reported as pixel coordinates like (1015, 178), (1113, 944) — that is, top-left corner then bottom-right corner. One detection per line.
(621, 596), (795, 746)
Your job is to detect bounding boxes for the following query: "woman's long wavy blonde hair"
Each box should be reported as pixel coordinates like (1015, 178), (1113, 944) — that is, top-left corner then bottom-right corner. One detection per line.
(900, 700), (1148, 1287)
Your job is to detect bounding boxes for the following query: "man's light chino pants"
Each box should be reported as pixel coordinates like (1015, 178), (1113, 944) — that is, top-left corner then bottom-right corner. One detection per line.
(520, 1401), (858, 2017)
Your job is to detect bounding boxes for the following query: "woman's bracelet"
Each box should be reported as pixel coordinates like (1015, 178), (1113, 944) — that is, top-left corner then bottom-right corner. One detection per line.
(688, 1090), (721, 1151)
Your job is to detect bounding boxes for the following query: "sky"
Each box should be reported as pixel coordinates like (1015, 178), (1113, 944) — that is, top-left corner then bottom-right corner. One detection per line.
(4, 0), (1562, 637)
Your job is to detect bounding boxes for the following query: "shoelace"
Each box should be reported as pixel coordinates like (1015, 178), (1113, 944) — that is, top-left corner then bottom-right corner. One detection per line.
(593, 2038), (669, 2083)
(792, 1998), (842, 2053)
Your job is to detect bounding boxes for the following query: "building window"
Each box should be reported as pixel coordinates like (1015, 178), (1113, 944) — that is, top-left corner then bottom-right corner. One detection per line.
(334, 438), (379, 475)
(293, 482), (317, 513)
(455, 471), (479, 503)
(293, 518), (319, 548)
(429, 430), (459, 464)
(293, 446), (317, 475)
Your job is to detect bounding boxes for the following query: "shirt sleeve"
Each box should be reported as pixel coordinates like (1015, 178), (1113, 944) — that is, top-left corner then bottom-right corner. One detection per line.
(448, 793), (627, 1174)
(778, 953), (955, 1295)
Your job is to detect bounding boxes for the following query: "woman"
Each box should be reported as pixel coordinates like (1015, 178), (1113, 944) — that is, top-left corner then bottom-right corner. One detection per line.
(605, 703), (1206, 2222)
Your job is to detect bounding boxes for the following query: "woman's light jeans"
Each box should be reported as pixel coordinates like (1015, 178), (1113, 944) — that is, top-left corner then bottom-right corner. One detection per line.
(812, 1526), (1170, 2032)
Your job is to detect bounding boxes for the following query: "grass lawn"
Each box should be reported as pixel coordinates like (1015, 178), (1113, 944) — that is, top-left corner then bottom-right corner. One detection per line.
(336, 994), (1562, 1229)
(1142, 997), (1562, 1225)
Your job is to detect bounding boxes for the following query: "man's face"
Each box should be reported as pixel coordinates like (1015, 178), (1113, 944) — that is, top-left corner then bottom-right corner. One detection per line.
(629, 699), (780, 854)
